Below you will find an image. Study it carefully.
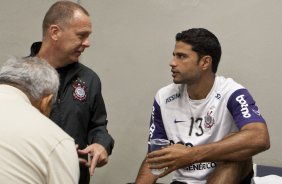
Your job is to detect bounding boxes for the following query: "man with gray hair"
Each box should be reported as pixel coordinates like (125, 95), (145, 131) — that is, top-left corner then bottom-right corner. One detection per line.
(0, 57), (79, 184)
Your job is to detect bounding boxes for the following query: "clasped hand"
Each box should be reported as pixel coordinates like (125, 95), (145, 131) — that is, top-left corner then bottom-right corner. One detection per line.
(146, 144), (194, 177)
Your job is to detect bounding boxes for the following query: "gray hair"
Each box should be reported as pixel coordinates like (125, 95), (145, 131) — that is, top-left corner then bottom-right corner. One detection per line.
(0, 57), (59, 103)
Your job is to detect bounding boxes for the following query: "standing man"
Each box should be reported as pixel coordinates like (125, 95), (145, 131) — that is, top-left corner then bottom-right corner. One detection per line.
(135, 28), (270, 184)
(29, 1), (114, 183)
(0, 57), (79, 184)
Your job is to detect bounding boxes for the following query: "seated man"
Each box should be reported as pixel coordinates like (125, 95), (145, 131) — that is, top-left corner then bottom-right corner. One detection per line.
(135, 28), (270, 184)
(0, 57), (79, 184)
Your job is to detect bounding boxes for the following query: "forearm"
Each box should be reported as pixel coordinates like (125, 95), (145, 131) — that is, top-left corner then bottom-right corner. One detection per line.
(193, 123), (270, 163)
(135, 159), (158, 184)
(88, 128), (114, 155)
(89, 91), (114, 154)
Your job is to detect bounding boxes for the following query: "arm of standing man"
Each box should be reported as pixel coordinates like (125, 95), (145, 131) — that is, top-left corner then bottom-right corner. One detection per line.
(78, 76), (114, 175)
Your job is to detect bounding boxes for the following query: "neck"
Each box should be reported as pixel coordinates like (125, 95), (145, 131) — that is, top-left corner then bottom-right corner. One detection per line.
(37, 41), (61, 69)
(187, 73), (215, 100)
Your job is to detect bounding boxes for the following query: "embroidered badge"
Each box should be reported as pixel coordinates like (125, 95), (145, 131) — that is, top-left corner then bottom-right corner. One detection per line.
(204, 110), (215, 129)
(72, 78), (87, 102)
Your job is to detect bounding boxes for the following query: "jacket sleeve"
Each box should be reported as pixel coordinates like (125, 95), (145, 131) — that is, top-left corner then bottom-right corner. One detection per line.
(87, 77), (114, 155)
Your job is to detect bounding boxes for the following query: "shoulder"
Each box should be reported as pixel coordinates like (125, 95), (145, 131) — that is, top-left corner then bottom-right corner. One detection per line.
(215, 76), (245, 97)
(21, 110), (75, 153)
(31, 112), (74, 143)
(76, 63), (100, 79)
(216, 76), (244, 90)
(156, 83), (184, 104)
(157, 83), (183, 96)
(74, 63), (102, 88)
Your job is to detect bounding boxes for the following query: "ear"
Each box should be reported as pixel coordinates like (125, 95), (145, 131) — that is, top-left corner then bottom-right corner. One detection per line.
(200, 55), (212, 71)
(39, 94), (54, 117)
(49, 25), (61, 41)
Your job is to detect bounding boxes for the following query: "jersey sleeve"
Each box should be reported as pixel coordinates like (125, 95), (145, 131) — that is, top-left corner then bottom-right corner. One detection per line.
(147, 99), (168, 152)
(47, 138), (79, 184)
(227, 88), (266, 129)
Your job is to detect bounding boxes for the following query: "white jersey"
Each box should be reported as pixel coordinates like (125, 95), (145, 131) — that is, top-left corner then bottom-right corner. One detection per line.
(149, 76), (265, 184)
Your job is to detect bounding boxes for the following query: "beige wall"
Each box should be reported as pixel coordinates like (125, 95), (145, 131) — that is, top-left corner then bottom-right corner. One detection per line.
(1, 0), (281, 183)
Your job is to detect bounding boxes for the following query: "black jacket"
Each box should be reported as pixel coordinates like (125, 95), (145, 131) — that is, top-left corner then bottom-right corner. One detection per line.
(29, 42), (114, 155)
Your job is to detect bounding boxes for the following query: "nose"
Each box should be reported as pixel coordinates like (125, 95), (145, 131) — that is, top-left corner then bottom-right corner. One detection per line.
(82, 38), (90, 48)
(170, 57), (177, 67)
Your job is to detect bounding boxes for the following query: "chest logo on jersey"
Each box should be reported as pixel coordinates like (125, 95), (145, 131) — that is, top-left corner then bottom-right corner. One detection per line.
(166, 93), (181, 104)
(203, 106), (216, 130)
(72, 79), (87, 102)
(204, 111), (215, 129)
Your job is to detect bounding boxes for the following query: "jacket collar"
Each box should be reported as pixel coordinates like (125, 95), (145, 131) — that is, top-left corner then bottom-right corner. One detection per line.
(29, 42), (84, 91)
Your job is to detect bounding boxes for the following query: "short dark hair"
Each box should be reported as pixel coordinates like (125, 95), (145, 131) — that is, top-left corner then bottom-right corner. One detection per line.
(42, 1), (89, 36)
(175, 28), (222, 73)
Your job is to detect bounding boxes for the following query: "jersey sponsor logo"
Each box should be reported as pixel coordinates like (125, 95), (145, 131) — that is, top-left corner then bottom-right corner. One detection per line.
(170, 140), (194, 147)
(72, 78), (87, 102)
(183, 162), (217, 171)
(151, 106), (155, 122)
(165, 93), (181, 104)
(149, 106), (156, 139)
(149, 123), (156, 139)
(169, 141), (216, 171)
(235, 95), (251, 118)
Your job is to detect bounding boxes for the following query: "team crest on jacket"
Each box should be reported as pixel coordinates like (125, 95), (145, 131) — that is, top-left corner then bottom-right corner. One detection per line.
(72, 79), (87, 102)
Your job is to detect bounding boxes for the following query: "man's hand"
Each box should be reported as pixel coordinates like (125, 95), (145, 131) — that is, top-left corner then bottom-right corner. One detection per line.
(78, 143), (109, 176)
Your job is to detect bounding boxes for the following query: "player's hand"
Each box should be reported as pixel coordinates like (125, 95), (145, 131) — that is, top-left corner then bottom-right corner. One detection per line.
(146, 144), (192, 178)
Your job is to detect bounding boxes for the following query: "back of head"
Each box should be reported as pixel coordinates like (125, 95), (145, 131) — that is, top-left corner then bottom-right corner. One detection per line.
(42, 0), (89, 37)
(175, 28), (222, 73)
(0, 57), (59, 103)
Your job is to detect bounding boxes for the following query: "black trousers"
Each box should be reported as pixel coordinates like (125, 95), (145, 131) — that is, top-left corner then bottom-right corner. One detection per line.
(79, 165), (90, 184)
(171, 170), (254, 184)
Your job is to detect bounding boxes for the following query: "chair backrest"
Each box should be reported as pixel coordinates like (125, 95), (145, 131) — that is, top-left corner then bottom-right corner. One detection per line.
(254, 164), (282, 177)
